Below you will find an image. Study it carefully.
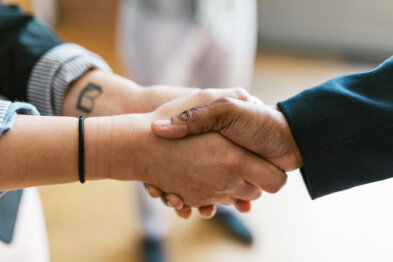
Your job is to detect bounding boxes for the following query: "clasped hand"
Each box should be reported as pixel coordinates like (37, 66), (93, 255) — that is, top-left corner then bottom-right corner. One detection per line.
(141, 88), (303, 219)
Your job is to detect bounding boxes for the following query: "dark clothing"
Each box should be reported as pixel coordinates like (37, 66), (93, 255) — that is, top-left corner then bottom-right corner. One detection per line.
(0, 190), (22, 243)
(0, 4), (60, 102)
(279, 56), (393, 199)
(0, 4), (60, 243)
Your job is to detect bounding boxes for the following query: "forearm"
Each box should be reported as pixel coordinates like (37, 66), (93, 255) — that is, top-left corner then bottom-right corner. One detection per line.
(62, 70), (198, 117)
(0, 114), (143, 191)
(0, 115), (79, 190)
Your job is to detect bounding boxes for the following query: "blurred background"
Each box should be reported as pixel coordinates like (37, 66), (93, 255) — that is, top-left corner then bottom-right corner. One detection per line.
(4, 0), (393, 261)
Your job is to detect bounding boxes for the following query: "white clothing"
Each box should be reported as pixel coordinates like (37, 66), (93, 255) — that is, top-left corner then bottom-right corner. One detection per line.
(0, 188), (49, 262)
(117, 0), (258, 238)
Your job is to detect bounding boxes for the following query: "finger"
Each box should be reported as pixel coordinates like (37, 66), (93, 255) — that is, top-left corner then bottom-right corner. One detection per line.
(231, 87), (253, 102)
(145, 184), (163, 198)
(164, 194), (184, 210)
(235, 200), (252, 213)
(152, 97), (237, 139)
(240, 153), (288, 194)
(198, 205), (217, 219)
(175, 205), (192, 219)
(249, 95), (264, 105)
(230, 180), (262, 201)
(153, 88), (250, 120)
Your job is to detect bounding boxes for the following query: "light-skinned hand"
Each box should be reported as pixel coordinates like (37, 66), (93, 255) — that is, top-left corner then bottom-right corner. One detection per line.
(148, 97), (302, 216)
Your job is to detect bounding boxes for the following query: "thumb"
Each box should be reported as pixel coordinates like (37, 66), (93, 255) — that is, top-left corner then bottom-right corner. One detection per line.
(151, 98), (233, 139)
(151, 118), (190, 138)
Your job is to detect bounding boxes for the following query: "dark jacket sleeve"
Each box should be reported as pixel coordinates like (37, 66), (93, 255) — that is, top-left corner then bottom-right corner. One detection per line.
(0, 4), (61, 102)
(278, 56), (393, 199)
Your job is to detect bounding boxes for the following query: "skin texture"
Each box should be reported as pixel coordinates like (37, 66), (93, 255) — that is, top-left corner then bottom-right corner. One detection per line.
(149, 97), (304, 217)
(1, 70), (277, 213)
(62, 70), (240, 215)
(153, 98), (303, 170)
(0, 115), (80, 190)
(0, 93), (277, 207)
(129, 94), (287, 207)
(61, 70), (264, 216)
(62, 69), (199, 118)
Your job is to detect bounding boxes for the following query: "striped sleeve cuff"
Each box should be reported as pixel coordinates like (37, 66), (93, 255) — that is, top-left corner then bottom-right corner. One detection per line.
(27, 43), (112, 116)
(0, 100), (12, 126)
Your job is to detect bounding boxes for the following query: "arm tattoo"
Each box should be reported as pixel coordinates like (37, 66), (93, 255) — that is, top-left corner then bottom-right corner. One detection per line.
(76, 83), (103, 113)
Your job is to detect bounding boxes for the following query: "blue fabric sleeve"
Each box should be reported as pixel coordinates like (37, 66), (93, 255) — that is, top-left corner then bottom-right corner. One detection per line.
(0, 101), (40, 135)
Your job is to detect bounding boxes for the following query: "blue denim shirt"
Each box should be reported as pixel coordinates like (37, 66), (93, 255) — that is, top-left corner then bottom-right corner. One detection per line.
(0, 101), (39, 243)
(0, 101), (39, 136)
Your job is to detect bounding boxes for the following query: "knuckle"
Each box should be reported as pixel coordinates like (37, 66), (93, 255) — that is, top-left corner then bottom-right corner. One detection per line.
(222, 151), (242, 171)
(233, 87), (249, 101)
(197, 89), (216, 101)
(211, 179), (231, 193)
(222, 197), (235, 205)
(176, 107), (200, 122)
(266, 173), (287, 193)
(214, 97), (240, 115)
(215, 96), (234, 105)
(251, 190), (262, 200)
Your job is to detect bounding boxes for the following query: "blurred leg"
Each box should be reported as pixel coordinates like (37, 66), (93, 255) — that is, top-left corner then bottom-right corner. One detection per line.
(136, 183), (169, 239)
(31, 0), (58, 25)
(194, 0), (258, 90)
(136, 184), (169, 262)
(193, 0), (258, 244)
(0, 188), (49, 262)
(117, 0), (258, 251)
(118, 2), (195, 240)
(117, 0), (199, 86)
(117, 2), (198, 261)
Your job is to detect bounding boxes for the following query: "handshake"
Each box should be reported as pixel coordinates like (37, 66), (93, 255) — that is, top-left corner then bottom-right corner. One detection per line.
(131, 88), (304, 219)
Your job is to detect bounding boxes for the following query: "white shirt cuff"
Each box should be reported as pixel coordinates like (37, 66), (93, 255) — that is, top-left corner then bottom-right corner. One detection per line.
(27, 43), (112, 116)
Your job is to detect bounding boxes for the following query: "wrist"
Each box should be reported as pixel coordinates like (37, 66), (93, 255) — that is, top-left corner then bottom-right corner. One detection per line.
(84, 114), (154, 182)
(84, 116), (110, 181)
(276, 106), (304, 169)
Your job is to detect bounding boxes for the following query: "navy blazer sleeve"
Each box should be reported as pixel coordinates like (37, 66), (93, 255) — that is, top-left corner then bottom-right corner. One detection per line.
(278, 56), (393, 199)
(0, 4), (61, 102)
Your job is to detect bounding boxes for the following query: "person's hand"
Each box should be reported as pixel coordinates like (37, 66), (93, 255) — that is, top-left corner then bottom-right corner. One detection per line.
(144, 182), (253, 219)
(148, 98), (303, 217)
(118, 90), (285, 216)
(63, 69), (267, 218)
(144, 88), (263, 218)
(142, 91), (286, 218)
(152, 97), (303, 171)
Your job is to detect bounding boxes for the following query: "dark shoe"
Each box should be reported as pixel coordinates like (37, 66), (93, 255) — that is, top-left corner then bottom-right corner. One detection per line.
(212, 206), (254, 245)
(141, 237), (166, 262)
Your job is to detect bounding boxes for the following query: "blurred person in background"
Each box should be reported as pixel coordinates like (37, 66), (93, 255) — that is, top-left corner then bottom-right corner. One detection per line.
(117, 0), (258, 261)
(0, 3), (273, 261)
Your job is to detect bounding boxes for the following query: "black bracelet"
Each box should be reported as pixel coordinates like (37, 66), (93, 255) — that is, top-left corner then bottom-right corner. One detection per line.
(78, 116), (85, 184)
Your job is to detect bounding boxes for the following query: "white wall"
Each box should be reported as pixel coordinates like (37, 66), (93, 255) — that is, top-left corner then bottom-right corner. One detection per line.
(258, 0), (393, 60)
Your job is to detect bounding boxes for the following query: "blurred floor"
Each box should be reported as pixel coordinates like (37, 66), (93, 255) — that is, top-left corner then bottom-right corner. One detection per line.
(4, 1), (393, 261)
(32, 7), (389, 262)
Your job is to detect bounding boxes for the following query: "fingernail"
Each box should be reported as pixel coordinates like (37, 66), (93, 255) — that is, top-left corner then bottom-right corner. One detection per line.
(175, 202), (184, 210)
(167, 201), (174, 208)
(153, 119), (171, 126)
(180, 207), (191, 212)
